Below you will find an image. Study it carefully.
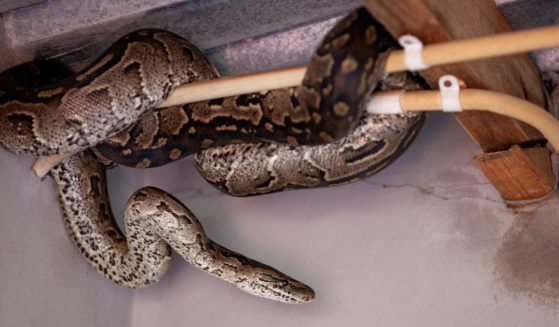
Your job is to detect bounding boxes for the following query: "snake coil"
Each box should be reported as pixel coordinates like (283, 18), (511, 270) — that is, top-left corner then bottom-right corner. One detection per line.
(0, 8), (426, 302)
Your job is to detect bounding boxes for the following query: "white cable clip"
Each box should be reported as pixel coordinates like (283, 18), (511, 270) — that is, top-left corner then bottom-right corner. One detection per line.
(398, 34), (428, 71)
(438, 75), (462, 112)
(366, 92), (403, 114)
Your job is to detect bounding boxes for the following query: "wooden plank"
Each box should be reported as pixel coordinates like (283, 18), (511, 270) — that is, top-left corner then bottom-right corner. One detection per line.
(363, 0), (546, 152)
(0, 0), (45, 13)
(474, 146), (555, 204)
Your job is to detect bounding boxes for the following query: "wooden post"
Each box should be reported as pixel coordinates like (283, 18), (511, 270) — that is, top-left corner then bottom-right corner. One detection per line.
(474, 146), (555, 206)
(362, 0), (557, 206)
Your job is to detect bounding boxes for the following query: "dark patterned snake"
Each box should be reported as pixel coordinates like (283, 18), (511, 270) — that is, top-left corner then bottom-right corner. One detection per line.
(0, 8), (426, 302)
(194, 73), (424, 196)
(50, 150), (314, 303)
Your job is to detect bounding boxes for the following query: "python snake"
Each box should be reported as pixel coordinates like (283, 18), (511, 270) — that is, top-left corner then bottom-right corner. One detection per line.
(50, 150), (314, 303)
(0, 8), (425, 301)
(194, 72), (424, 196)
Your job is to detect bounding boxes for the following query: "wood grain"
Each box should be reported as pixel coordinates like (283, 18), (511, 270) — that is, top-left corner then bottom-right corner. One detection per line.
(474, 146), (555, 203)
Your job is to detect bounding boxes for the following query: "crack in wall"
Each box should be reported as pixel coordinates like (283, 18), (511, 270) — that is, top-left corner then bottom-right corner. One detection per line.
(363, 180), (503, 205)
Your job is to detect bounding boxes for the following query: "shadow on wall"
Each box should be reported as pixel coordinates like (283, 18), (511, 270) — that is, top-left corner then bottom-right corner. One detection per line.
(494, 200), (559, 306)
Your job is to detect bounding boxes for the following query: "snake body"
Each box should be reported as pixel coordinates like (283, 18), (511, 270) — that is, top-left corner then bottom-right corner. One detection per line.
(92, 8), (396, 168)
(0, 30), (216, 156)
(50, 151), (314, 303)
(194, 73), (424, 196)
(0, 8), (426, 301)
(0, 8), (393, 164)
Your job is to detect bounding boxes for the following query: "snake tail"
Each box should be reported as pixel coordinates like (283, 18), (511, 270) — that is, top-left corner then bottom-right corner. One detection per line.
(49, 151), (314, 303)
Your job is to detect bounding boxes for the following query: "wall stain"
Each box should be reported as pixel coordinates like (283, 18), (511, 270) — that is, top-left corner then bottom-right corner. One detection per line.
(494, 201), (559, 306)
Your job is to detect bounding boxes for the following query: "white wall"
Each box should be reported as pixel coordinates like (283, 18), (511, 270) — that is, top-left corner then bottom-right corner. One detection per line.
(1, 0), (559, 326)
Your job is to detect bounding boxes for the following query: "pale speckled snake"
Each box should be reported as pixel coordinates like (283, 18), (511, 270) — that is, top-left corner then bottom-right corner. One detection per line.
(0, 8), (425, 302)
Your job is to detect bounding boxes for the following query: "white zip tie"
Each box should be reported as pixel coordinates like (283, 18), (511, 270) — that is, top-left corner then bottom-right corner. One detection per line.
(398, 34), (428, 71)
(439, 75), (463, 112)
(367, 92), (404, 114)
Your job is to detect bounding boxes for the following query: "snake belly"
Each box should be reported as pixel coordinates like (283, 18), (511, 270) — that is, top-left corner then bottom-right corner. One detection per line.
(49, 150), (314, 303)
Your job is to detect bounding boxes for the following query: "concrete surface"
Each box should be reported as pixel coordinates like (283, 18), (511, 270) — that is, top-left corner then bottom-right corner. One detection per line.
(0, 0), (359, 71)
(2, 113), (559, 326)
(1, 0), (559, 326)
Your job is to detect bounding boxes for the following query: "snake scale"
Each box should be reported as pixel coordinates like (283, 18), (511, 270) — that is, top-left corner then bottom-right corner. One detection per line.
(50, 150), (314, 303)
(0, 8), (426, 302)
(194, 73), (424, 196)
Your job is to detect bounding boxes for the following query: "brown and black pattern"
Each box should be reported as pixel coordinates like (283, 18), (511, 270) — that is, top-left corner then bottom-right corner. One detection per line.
(193, 72), (427, 196)
(0, 8), (411, 173)
(94, 87), (318, 168)
(0, 29), (218, 156)
(0, 8), (394, 168)
(50, 150), (314, 303)
(93, 7), (398, 168)
(2, 8), (428, 300)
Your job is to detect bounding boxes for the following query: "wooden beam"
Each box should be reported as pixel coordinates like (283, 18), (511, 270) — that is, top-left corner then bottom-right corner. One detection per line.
(474, 146), (555, 205)
(362, 0), (546, 152)
(362, 0), (556, 205)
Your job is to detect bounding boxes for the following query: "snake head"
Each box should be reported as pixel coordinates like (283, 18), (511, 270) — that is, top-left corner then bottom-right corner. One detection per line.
(244, 270), (315, 304)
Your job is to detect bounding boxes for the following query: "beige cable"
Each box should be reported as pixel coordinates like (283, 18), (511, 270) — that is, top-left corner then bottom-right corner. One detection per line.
(158, 25), (559, 108)
(33, 89), (559, 178)
(397, 89), (559, 151)
(32, 24), (559, 177)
